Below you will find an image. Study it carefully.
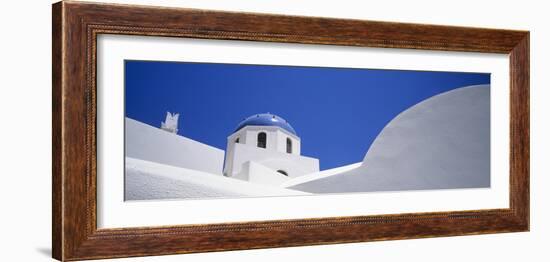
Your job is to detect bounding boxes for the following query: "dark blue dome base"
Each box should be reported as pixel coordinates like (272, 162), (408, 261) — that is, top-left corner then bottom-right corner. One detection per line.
(234, 113), (297, 135)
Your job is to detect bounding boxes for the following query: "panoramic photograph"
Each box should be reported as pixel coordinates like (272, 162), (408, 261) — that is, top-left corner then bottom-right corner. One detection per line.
(124, 60), (491, 201)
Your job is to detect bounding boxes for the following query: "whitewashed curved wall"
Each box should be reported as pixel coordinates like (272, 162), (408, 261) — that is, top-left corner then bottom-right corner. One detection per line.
(289, 85), (491, 193)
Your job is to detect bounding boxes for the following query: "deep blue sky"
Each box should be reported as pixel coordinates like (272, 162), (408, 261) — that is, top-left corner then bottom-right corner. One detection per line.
(125, 60), (489, 170)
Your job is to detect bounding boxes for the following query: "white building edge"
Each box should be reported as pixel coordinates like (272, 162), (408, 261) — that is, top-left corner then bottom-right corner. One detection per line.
(125, 113), (320, 200)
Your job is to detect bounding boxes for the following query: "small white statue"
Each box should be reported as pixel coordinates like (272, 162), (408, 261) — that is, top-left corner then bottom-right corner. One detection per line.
(161, 112), (179, 134)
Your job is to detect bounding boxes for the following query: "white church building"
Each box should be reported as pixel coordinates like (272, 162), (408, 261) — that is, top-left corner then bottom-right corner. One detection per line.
(223, 113), (319, 185)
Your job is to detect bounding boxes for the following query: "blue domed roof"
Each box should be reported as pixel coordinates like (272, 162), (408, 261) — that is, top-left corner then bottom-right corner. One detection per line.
(235, 113), (297, 135)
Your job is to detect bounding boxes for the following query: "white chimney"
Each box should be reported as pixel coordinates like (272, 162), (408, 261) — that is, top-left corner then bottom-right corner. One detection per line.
(161, 112), (179, 134)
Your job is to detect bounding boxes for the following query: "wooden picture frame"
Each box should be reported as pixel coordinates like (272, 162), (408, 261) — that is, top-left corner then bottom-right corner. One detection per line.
(52, 1), (529, 261)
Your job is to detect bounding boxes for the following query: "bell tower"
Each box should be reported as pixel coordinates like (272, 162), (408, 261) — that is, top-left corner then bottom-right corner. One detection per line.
(222, 113), (318, 181)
